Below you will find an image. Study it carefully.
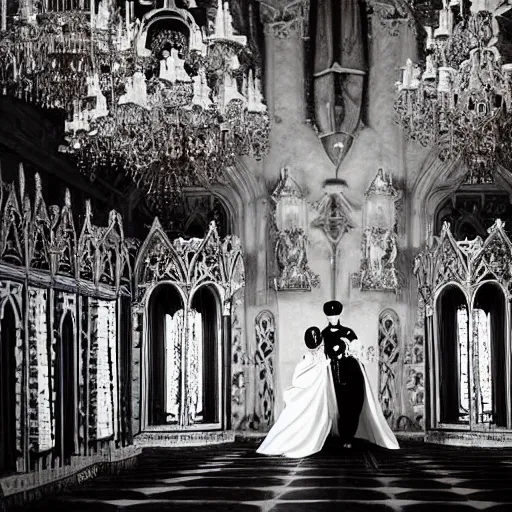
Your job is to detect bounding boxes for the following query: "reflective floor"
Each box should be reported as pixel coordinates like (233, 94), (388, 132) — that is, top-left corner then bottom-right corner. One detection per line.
(19, 438), (512, 511)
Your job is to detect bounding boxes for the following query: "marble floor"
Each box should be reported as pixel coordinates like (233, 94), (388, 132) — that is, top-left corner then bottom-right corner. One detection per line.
(18, 438), (512, 511)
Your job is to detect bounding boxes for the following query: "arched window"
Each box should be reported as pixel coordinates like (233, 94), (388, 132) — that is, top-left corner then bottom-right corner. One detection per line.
(148, 284), (185, 426)
(147, 282), (222, 428)
(473, 282), (507, 427)
(436, 285), (470, 425)
(55, 312), (76, 465)
(0, 301), (17, 470)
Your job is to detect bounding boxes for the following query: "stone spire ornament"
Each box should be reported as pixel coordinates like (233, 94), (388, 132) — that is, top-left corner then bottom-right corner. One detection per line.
(210, 0), (247, 45)
(311, 179), (357, 300)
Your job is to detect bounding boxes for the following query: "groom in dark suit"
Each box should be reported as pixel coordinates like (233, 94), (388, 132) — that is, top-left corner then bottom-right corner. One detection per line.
(322, 300), (365, 448)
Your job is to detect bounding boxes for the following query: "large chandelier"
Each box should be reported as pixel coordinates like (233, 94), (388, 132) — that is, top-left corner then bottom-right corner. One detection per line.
(394, 1), (512, 184)
(0, 0), (270, 218)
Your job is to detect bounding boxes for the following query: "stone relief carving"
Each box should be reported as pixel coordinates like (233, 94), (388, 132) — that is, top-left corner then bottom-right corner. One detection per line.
(250, 310), (276, 431)
(28, 287), (51, 453)
(360, 168), (401, 293)
(0, 162), (137, 291)
(402, 307), (425, 432)
(134, 218), (246, 428)
(410, 218), (512, 432)
(366, 0), (415, 37)
(311, 185), (356, 298)
(378, 309), (400, 429)
(135, 218), (245, 308)
(271, 167), (319, 291)
(231, 289), (247, 430)
(0, 160), (137, 470)
(259, 0), (309, 39)
(274, 228), (319, 290)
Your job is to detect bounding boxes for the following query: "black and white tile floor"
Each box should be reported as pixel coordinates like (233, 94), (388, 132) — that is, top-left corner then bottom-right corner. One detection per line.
(20, 439), (512, 511)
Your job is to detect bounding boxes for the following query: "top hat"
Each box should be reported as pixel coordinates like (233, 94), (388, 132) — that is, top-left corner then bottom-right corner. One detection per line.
(304, 326), (322, 349)
(323, 300), (343, 315)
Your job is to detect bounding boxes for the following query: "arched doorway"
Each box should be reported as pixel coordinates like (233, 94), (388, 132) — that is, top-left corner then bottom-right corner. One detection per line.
(147, 283), (222, 429)
(134, 220), (245, 434)
(436, 285), (470, 426)
(472, 282), (507, 428)
(0, 301), (17, 471)
(55, 312), (76, 465)
(189, 285), (221, 427)
(148, 283), (185, 426)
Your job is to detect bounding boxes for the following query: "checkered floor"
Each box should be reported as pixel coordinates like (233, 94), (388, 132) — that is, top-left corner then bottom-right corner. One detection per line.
(19, 438), (512, 511)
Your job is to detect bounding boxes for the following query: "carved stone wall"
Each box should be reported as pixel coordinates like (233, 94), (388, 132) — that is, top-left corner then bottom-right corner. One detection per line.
(250, 310), (276, 431)
(0, 280), (24, 470)
(378, 309), (400, 429)
(0, 161), (135, 472)
(410, 220), (512, 432)
(90, 299), (118, 441)
(400, 298), (425, 431)
(133, 219), (245, 432)
(230, 289), (247, 430)
(361, 169), (401, 293)
(28, 287), (51, 453)
(271, 167), (319, 291)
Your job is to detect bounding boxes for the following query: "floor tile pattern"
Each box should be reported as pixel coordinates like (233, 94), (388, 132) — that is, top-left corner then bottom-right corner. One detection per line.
(18, 439), (512, 511)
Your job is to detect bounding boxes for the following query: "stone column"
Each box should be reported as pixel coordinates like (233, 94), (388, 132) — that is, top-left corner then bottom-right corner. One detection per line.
(258, 1), (315, 419)
(260, 1), (309, 180)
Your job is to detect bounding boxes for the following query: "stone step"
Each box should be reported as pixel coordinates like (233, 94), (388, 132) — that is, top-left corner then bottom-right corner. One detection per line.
(134, 430), (236, 448)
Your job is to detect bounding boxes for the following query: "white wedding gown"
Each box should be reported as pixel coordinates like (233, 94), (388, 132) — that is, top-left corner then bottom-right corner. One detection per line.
(257, 343), (399, 458)
(257, 344), (338, 458)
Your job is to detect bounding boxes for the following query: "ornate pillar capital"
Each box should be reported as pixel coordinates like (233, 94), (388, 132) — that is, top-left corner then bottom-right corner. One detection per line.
(259, 0), (309, 39)
(366, 0), (415, 37)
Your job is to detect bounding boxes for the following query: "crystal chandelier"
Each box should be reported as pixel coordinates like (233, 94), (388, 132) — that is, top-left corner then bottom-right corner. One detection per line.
(394, 1), (512, 184)
(0, 0), (270, 218)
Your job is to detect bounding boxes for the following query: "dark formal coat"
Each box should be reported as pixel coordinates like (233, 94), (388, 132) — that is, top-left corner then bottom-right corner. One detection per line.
(322, 322), (365, 443)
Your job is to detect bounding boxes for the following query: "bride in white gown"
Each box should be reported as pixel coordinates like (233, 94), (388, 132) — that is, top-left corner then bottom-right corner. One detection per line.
(257, 327), (399, 458)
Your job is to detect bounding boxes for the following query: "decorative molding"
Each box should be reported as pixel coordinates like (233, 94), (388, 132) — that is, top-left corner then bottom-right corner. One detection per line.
(378, 309), (400, 429)
(135, 219), (245, 308)
(259, 0), (308, 39)
(413, 218), (512, 313)
(360, 169), (401, 293)
(311, 183), (356, 298)
(251, 310), (276, 431)
(230, 289), (247, 430)
(366, 0), (415, 37)
(0, 161), (137, 293)
(311, 189), (356, 248)
(271, 167), (319, 291)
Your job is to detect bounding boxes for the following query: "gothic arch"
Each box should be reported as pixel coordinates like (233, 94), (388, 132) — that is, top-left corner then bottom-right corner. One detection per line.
(133, 220), (245, 433)
(0, 298), (19, 470)
(0, 283), (23, 471)
(409, 149), (512, 247)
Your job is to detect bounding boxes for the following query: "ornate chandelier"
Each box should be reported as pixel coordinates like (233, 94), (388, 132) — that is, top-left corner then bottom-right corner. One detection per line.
(0, 0), (270, 218)
(394, 1), (512, 184)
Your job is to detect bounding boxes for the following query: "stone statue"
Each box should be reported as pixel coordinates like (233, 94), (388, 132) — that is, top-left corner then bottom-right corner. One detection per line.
(192, 68), (213, 108)
(159, 49), (177, 83)
(172, 48), (192, 82)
